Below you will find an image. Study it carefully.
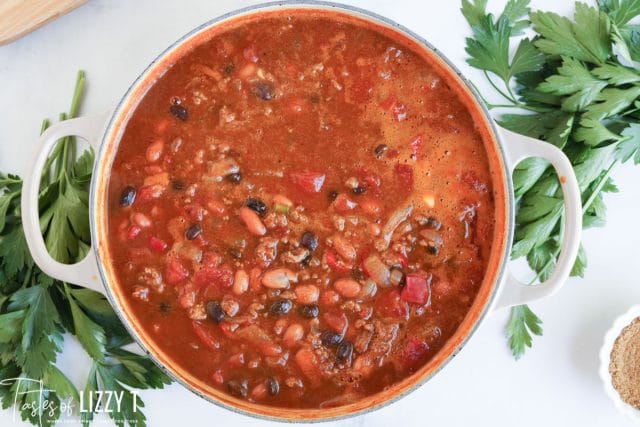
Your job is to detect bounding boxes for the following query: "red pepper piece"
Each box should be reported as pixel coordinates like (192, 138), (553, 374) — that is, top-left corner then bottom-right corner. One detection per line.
(290, 171), (326, 193)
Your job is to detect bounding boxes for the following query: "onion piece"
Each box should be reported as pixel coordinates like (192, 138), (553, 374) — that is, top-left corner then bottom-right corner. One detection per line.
(375, 203), (413, 251)
(362, 254), (391, 287)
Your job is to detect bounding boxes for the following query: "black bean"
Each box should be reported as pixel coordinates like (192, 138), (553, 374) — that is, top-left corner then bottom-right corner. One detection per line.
(321, 331), (343, 347)
(328, 190), (338, 201)
(119, 186), (136, 207)
(267, 377), (280, 396)
(351, 268), (366, 281)
(207, 301), (225, 324)
(159, 302), (171, 313)
(300, 231), (319, 251)
(270, 299), (293, 316)
(169, 104), (188, 121)
(300, 253), (312, 268)
(246, 197), (267, 216)
(223, 63), (235, 76)
(374, 144), (389, 158)
(352, 185), (367, 195)
(253, 82), (275, 100)
(227, 379), (248, 398)
(185, 224), (202, 240)
(228, 247), (243, 259)
(299, 304), (319, 318)
(336, 340), (354, 363)
(171, 180), (185, 191)
(227, 172), (242, 184)
(426, 245), (439, 255)
(426, 216), (442, 230)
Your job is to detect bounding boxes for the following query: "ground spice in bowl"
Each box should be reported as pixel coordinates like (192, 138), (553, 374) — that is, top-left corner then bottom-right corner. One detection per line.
(609, 317), (640, 408)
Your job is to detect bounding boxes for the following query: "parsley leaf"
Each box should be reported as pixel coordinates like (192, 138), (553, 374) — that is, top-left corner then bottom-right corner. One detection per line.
(598, 0), (640, 26)
(506, 305), (543, 360)
(538, 56), (608, 112)
(531, 3), (611, 64)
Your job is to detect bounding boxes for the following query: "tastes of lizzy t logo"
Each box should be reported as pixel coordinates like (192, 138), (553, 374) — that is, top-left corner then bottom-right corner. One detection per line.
(0, 377), (139, 425)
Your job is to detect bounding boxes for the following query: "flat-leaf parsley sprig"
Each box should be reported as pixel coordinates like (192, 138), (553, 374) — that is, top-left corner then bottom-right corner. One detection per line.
(0, 71), (171, 427)
(462, 0), (640, 359)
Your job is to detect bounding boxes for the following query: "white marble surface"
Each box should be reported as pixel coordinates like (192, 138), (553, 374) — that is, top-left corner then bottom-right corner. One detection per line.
(1, 0), (639, 426)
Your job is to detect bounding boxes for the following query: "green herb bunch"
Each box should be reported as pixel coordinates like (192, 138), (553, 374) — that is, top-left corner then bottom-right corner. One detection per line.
(462, 0), (640, 358)
(0, 71), (171, 426)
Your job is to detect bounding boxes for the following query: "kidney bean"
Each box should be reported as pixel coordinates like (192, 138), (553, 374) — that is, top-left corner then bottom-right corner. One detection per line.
(295, 284), (319, 304)
(334, 278), (361, 298)
(333, 236), (356, 261)
(239, 207), (267, 236)
(233, 270), (249, 295)
(251, 382), (268, 400)
(283, 323), (304, 348)
(262, 268), (297, 289)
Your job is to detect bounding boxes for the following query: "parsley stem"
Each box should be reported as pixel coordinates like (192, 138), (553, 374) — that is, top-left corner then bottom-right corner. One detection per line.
(527, 160), (619, 285)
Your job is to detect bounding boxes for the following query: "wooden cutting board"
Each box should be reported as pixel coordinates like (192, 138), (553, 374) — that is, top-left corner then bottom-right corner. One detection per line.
(0, 0), (86, 45)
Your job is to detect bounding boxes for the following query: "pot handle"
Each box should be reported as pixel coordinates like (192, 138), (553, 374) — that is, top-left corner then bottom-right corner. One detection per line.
(21, 112), (111, 294)
(492, 127), (582, 310)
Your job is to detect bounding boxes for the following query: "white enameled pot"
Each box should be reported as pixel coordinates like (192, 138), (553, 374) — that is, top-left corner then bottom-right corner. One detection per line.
(20, 1), (582, 421)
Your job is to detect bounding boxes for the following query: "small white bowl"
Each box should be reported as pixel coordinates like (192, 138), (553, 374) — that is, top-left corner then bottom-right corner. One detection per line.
(599, 304), (640, 423)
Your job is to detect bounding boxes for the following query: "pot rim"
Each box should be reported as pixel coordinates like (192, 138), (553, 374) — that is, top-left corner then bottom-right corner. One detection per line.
(90, 0), (514, 422)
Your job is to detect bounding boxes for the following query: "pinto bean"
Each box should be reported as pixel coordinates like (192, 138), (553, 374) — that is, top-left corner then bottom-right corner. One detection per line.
(145, 139), (164, 163)
(262, 268), (298, 289)
(233, 270), (249, 295)
(240, 207), (267, 236)
(295, 284), (319, 304)
(332, 235), (356, 261)
(334, 278), (361, 298)
(283, 323), (304, 348)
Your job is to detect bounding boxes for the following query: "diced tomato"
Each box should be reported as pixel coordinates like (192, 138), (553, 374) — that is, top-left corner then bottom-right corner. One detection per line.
(243, 45), (259, 63)
(137, 184), (164, 203)
(183, 203), (204, 221)
(192, 321), (220, 350)
(401, 337), (429, 368)
(397, 252), (409, 269)
(323, 310), (348, 334)
(127, 225), (141, 240)
(219, 322), (237, 339)
(401, 273), (431, 305)
(333, 193), (357, 213)
(195, 263), (234, 288)
(227, 353), (245, 367)
(410, 135), (423, 157)
(290, 171), (326, 193)
(212, 369), (224, 385)
(149, 236), (168, 252)
(359, 169), (381, 190)
(165, 258), (189, 285)
(376, 289), (409, 319)
(326, 249), (354, 273)
(380, 95), (407, 122)
(394, 163), (414, 188)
